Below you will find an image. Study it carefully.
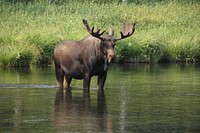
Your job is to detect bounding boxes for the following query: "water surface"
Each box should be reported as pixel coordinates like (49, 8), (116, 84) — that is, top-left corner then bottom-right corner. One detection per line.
(0, 64), (200, 133)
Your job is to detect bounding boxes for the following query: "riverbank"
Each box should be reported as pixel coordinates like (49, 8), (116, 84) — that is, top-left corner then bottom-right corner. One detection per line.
(0, 1), (200, 67)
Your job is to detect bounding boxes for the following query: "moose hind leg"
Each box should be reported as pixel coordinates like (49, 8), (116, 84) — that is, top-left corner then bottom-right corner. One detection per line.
(63, 74), (72, 90)
(55, 66), (65, 88)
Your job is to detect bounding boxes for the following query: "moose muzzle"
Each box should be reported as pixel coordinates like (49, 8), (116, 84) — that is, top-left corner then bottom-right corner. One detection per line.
(107, 48), (115, 63)
(104, 48), (115, 71)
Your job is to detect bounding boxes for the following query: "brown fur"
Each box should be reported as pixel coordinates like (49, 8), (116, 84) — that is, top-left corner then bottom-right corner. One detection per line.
(54, 19), (135, 93)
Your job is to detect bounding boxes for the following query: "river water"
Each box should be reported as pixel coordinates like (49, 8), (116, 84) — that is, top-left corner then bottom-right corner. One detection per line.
(0, 64), (200, 133)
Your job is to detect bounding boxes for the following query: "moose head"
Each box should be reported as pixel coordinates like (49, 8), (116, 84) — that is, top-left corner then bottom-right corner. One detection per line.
(82, 19), (136, 68)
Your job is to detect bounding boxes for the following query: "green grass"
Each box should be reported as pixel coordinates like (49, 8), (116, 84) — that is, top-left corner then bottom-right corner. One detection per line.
(0, 0), (200, 67)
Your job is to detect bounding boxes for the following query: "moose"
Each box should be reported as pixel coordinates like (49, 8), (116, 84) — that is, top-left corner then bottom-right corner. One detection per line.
(54, 19), (136, 93)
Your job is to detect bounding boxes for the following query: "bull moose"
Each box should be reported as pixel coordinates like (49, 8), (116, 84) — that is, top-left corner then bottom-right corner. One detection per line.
(54, 19), (136, 93)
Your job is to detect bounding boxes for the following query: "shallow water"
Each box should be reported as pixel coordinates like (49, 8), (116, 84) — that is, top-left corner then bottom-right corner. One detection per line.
(0, 64), (200, 133)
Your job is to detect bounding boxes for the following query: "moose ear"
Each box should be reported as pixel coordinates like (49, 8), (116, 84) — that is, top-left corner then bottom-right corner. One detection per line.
(122, 23), (134, 35)
(108, 28), (114, 36)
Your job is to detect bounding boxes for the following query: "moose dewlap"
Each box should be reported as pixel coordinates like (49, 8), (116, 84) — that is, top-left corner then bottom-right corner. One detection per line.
(54, 19), (136, 93)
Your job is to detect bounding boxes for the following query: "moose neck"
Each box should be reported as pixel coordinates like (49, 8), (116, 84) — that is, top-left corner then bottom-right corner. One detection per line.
(82, 36), (111, 71)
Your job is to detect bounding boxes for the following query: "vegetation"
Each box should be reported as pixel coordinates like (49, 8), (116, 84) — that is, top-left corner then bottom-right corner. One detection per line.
(0, 0), (200, 67)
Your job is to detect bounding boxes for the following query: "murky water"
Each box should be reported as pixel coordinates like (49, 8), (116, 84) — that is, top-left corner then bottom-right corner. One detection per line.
(0, 64), (200, 133)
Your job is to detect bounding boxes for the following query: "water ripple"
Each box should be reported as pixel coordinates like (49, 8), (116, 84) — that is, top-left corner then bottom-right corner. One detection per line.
(0, 84), (56, 89)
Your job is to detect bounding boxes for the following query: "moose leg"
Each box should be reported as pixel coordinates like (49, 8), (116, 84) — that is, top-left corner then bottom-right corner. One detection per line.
(63, 75), (72, 90)
(97, 73), (107, 90)
(55, 67), (64, 88)
(83, 73), (91, 94)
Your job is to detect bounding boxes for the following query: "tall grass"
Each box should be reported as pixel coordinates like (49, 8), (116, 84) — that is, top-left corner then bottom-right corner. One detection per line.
(0, 1), (200, 67)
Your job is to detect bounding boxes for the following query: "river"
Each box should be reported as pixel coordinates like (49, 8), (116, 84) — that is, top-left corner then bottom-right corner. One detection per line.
(0, 64), (200, 132)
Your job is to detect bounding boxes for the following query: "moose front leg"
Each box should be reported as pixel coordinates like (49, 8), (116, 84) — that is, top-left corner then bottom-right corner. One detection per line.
(83, 73), (91, 94)
(97, 73), (107, 90)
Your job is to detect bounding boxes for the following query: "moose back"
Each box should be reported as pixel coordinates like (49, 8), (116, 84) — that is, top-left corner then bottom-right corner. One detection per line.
(54, 19), (136, 93)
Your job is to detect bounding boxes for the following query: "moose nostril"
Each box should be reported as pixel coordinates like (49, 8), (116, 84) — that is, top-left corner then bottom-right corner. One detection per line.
(107, 55), (114, 63)
(108, 54), (113, 59)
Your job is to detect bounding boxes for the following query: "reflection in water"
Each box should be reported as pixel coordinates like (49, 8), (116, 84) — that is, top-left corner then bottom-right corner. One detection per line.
(54, 89), (112, 132)
(13, 89), (22, 133)
(119, 86), (126, 133)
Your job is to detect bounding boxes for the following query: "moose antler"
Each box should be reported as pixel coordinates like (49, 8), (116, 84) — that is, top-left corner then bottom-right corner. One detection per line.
(82, 19), (105, 40)
(114, 22), (136, 41)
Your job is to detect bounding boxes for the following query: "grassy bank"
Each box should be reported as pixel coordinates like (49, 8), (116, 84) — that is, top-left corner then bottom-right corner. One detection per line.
(0, 1), (200, 67)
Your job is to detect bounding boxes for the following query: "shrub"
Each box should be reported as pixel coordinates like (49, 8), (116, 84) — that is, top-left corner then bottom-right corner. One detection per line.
(9, 51), (33, 67)
(0, 43), (39, 67)
(139, 43), (163, 63)
(36, 43), (56, 65)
